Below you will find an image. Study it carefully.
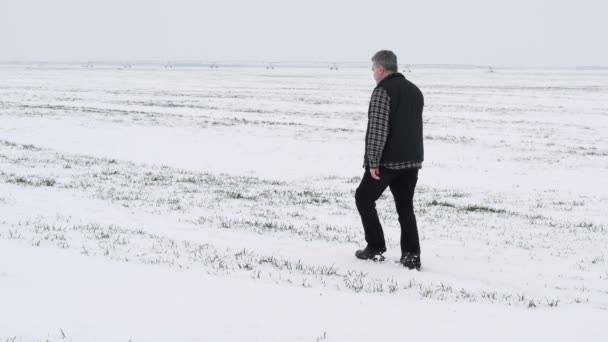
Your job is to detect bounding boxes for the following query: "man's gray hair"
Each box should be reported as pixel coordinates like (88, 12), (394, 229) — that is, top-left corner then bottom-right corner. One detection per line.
(371, 50), (398, 72)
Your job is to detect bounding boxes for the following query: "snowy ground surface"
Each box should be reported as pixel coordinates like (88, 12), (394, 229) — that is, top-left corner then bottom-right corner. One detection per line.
(1, 65), (607, 341)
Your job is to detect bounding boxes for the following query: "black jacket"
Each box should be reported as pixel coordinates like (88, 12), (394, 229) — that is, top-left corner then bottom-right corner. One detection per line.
(366, 73), (424, 164)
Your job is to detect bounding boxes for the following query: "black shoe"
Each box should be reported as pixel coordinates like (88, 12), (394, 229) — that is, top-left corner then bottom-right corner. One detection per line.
(400, 252), (421, 270)
(355, 245), (387, 262)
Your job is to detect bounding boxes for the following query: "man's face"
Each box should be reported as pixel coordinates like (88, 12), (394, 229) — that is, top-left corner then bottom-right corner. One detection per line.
(372, 64), (384, 84)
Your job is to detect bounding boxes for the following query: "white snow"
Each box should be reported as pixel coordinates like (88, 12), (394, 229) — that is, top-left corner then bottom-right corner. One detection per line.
(1, 65), (607, 341)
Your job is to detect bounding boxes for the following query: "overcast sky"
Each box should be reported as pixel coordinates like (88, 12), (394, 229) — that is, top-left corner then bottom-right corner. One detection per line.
(1, 0), (606, 67)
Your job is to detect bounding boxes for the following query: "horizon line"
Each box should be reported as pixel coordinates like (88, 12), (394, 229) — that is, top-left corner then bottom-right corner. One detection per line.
(1, 60), (607, 70)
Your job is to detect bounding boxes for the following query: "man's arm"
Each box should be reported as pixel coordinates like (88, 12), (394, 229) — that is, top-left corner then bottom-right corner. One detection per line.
(366, 87), (391, 170)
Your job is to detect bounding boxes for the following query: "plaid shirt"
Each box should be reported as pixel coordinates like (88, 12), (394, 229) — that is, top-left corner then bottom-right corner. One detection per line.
(363, 87), (422, 170)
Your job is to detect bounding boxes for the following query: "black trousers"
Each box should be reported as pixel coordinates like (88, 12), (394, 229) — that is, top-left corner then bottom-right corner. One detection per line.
(355, 166), (420, 255)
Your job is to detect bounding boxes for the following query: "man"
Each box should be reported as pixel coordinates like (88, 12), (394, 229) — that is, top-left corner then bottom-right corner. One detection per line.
(355, 50), (424, 270)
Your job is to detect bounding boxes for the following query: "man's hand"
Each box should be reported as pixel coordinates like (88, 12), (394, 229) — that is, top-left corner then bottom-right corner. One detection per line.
(370, 168), (381, 180)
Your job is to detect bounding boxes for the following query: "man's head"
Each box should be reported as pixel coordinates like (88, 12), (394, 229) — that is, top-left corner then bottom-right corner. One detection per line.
(371, 50), (398, 84)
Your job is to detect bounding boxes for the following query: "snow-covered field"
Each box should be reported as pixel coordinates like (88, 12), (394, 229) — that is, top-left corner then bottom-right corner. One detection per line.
(1, 65), (607, 341)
